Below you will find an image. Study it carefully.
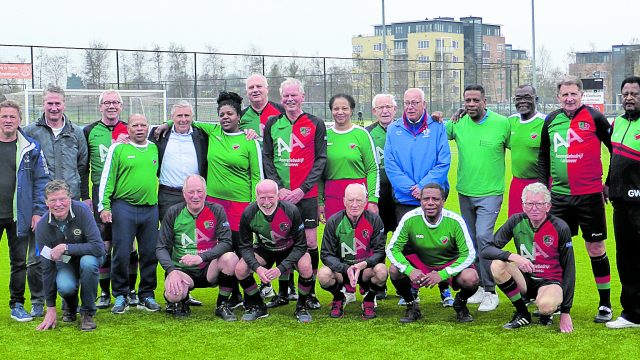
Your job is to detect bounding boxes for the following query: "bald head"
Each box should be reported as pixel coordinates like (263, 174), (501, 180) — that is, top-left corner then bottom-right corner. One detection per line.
(256, 179), (279, 215)
(344, 183), (367, 220)
(127, 113), (149, 145)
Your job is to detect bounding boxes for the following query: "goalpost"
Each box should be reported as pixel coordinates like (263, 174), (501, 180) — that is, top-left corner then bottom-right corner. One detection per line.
(17, 89), (167, 126)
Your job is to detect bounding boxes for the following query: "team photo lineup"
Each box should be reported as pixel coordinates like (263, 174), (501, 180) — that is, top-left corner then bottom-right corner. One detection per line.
(2, 71), (640, 334)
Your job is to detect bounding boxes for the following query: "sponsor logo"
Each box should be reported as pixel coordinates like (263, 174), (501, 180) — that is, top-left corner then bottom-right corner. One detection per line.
(300, 127), (311, 136)
(416, 234), (424, 239)
(440, 236), (449, 245)
(276, 134), (306, 156)
(73, 229), (82, 236)
(279, 222), (290, 232)
(591, 232), (603, 237)
(543, 235), (554, 246)
(553, 129), (584, 152)
(628, 189), (640, 197)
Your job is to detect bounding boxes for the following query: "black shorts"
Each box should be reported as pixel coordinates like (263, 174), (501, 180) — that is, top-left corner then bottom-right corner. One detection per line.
(179, 265), (215, 288)
(550, 192), (607, 242)
(92, 187), (112, 243)
(378, 182), (397, 234)
(524, 273), (561, 300)
(254, 246), (296, 269)
(296, 197), (318, 229)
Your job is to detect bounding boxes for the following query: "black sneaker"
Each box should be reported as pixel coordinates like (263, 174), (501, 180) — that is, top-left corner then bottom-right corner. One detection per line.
(306, 294), (321, 310)
(62, 308), (77, 322)
(399, 301), (422, 323)
(215, 302), (237, 322)
(241, 304), (269, 321)
(174, 300), (191, 318)
(503, 311), (532, 329)
(453, 294), (473, 323)
(186, 294), (202, 306)
(539, 314), (553, 326)
(228, 292), (244, 310)
(165, 302), (178, 314)
(96, 292), (111, 309)
(127, 290), (139, 306)
(295, 305), (313, 323)
(266, 293), (289, 308)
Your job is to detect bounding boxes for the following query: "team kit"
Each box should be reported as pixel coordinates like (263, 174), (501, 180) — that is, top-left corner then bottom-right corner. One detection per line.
(2, 73), (640, 333)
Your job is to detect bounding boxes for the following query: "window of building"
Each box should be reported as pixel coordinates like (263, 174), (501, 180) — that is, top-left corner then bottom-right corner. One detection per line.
(418, 56), (430, 63)
(418, 71), (428, 80)
(497, 44), (504, 52)
(452, 40), (459, 48)
(452, 55), (459, 62)
(418, 40), (430, 49)
(451, 70), (459, 78)
(374, 43), (382, 51)
(482, 43), (490, 51)
(353, 45), (363, 53)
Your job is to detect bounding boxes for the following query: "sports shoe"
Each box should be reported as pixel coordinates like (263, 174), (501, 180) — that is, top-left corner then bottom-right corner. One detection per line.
(539, 314), (553, 326)
(467, 287), (485, 304)
(398, 287), (420, 306)
(186, 294), (202, 306)
(594, 306), (613, 323)
(165, 302), (178, 314)
(30, 303), (45, 317)
(399, 301), (422, 323)
(478, 292), (499, 311)
(111, 295), (128, 314)
(288, 284), (298, 300)
(241, 305), (268, 321)
(329, 299), (345, 318)
(375, 288), (387, 300)
(96, 292), (111, 309)
(343, 289), (357, 305)
(503, 311), (532, 329)
(63, 307), (77, 322)
(10, 303), (33, 322)
(266, 293), (289, 308)
(441, 288), (454, 308)
(127, 290), (139, 306)
(259, 283), (275, 299)
(606, 316), (640, 329)
(295, 305), (313, 323)
(80, 313), (97, 331)
(174, 300), (191, 318)
(306, 294), (321, 310)
(228, 292), (244, 309)
(362, 301), (376, 320)
(138, 297), (161, 312)
(453, 294), (473, 323)
(215, 302), (237, 322)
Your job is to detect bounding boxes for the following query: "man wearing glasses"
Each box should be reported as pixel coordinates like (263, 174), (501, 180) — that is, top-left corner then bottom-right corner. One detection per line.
(482, 182), (575, 333)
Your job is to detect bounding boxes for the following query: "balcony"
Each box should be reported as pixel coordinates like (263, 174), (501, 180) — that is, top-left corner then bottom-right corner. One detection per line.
(392, 48), (408, 56)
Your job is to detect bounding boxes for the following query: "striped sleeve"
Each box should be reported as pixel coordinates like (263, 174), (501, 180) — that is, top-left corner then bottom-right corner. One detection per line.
(98, 142), (121, 212)
(439, 210), (476, 280)
(386, 209), (421, 276)
(249, 139), (264, 202)
(358, 126), (380, 203)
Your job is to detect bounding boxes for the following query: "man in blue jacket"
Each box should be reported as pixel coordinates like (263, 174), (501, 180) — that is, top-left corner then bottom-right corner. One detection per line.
(0, 100), (50, 322)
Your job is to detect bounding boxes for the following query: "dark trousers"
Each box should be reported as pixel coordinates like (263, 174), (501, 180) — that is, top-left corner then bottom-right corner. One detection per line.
(612, 202), (640, 323)
(56, 255), (102, 315)
(0, 218), (43, 307)
(110, 200), (158, 299)
(158, 186), (184, 223)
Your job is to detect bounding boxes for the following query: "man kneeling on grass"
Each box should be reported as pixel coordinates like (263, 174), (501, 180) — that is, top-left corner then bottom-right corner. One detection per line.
(36, 180), (105, 331)
(156, 175), (239, 320)
(319, 184), (387, 320)
(482, 182), (575, 333)
(386, 183), (478, 323)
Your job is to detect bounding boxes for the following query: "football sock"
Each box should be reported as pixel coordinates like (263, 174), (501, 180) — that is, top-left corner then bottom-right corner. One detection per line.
(497, 277), (527, 313)
(590, 253), (611, 307)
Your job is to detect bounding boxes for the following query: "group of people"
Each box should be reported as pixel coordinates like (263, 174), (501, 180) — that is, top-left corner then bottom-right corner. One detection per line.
(1, 72), (639, 332)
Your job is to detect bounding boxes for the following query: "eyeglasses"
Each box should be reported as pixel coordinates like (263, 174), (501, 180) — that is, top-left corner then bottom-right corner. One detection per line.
(374, 105), (394, 111)
(403, 101), (422, 107)
(522, 202), (547, 209)
(102, 100), (121, 106)
(513, 95), (535, 102)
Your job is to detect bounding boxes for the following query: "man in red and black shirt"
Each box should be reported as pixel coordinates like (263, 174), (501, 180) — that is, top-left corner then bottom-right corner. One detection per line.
(537, 76), (613, 323)
(240, 74), (285, 138)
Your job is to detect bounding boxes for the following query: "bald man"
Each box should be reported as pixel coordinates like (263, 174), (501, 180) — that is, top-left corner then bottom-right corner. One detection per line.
(240, 74), (284, 137)
(235, 179), (314, 323)
(319, 184), (387, 320)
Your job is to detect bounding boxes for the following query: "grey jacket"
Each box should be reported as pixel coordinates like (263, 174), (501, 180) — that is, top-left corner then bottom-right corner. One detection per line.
(24, 114), (89, 200)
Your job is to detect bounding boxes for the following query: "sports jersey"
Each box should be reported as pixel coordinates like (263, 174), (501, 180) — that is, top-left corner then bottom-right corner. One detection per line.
(240, 101), (284, 137)
(320, 209), (385, 274)
(537, 105), (612, 195)
(238, 201), (307, 274)
(507, 112), (545, 179)
(446, 110), (510, 196)
(98, 141), (159, 211)
(365, 122), (389, 185)
(191, 122), (262, 202)
(483, 213), (575, 313)
(386, 208), (475, 281)
(156, 202), (233, 272)
(83, 120), (128, 188)
(323, 125), (379, 203)
(263, 113), (327, 198)
(608, 112), (640, 203)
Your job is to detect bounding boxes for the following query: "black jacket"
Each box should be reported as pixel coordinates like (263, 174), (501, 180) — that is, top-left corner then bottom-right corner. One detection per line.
(149, 125), (209, 180)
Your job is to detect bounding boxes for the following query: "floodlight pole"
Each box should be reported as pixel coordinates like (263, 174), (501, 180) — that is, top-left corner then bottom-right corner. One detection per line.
(531, 0), (537, 89)
(382, 0), (389, 93)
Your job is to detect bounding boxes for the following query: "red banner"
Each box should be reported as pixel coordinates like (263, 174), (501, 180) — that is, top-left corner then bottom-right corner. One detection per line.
(0, 63), (32, 79)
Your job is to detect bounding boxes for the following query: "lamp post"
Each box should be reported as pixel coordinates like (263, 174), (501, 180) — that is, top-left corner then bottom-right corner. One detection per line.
(531, 0), (537, 89)
(382, 0), (389, 93)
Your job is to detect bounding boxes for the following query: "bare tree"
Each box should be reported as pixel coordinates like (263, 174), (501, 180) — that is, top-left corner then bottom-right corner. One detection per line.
(243, 45), (264, 75)
(151, 44), (164, 83)
(83, 41), (110, 89)
(167, 43), (192, 98)
(536, 46), (563, 111)
(200, 45), (225, 80)
(131, 51), (148, 84)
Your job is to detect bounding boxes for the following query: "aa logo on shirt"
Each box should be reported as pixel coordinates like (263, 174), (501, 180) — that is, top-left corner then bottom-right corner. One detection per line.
(349, 143), (357, 149)
(279, 222), (289, 232)
(530, 133), (538, 139)
(543, 235), (554, 246)
(440, 236), (449, 244)
(232, 144), (240, 150)
(578, 121), (591, 131)
(362, 229), (370, 239)
(635, 130), (640, 140)
(300, 127), (311, 136)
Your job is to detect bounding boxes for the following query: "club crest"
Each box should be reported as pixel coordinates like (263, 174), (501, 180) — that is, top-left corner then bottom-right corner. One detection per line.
(530, 133), (538, 139)
(543, 235), (554, 246)
(300, 127), (311, 136)
(232, 144), (240, 150)
(279, 222), (290, 232)
(362, 229), (370, 239)
(578, 121), (590, 131)
(440, 236), (449, 245)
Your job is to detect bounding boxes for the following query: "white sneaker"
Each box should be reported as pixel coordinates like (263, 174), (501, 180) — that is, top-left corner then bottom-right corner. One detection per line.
(467, 288), (485, 304)
(478, 292), (499, 311)
(606, 316), (640, 329)
(343, 290), (357, 305)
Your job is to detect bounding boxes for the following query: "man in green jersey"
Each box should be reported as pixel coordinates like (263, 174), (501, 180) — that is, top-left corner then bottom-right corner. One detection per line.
(99, 114), (160, 314)
(387, 183), (478, 323)
(446, 84), (510, 312)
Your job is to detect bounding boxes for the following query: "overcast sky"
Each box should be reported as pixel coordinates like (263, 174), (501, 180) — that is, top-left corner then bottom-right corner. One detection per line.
(2, 0), (636, 70)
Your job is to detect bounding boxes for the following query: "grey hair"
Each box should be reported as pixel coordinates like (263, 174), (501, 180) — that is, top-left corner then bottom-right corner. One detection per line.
(43, 85), (65, 100)
(372, 93), (397, 108)
(183, 174), (206, 189)
(45, 179), (71, 199)
(171, 100), (194, 117)
(404, 88), (425, 102)
(557, 75), (583, 93)
(279, 78), (304, 96)
(99, 89), (123, 105)
(521, 182), (551, 203)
